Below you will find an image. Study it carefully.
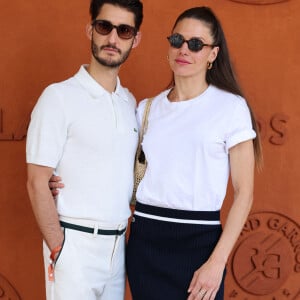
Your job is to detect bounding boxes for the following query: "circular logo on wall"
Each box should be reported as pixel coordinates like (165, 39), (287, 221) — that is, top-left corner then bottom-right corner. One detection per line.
(228, 0), (289, 4)
(0, 274), (21, 300)
(229, 211), (300, 299)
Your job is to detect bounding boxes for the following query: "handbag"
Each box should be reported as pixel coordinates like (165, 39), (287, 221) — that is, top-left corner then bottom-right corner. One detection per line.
(131, 98), (153, 205)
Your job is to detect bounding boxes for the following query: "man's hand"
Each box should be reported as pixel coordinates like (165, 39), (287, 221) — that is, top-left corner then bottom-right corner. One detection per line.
(49, 175), (64, 197)
(27, 164), (64, 250)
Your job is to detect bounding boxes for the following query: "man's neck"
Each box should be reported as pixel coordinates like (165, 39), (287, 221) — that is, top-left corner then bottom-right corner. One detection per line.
(86, 60), (120, 93)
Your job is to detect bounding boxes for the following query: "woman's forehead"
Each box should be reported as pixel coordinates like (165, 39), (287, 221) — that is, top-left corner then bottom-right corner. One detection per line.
(173, 18), (212, 38)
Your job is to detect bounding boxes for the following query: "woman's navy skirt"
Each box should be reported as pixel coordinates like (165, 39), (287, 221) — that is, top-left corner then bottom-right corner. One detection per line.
(126, 202), (226, 300)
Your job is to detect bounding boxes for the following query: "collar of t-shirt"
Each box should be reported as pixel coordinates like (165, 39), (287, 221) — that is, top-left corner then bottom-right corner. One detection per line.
(74, 65), (129, 102)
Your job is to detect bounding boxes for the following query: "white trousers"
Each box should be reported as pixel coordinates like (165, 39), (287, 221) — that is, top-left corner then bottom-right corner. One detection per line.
(43, 217), (126, 300)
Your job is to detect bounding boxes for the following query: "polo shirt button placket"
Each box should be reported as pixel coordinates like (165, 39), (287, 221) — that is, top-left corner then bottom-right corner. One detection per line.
(110, 94), (118, 129)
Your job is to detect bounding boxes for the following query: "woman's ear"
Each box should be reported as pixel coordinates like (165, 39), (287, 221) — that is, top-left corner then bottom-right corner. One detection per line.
(86, 23), (93, 40)
(210, 46), (220, 63)
(132, 31), (142, 49)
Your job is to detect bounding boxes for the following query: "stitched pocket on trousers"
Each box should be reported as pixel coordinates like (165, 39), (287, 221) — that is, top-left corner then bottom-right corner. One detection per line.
(54, 227), (66, 266)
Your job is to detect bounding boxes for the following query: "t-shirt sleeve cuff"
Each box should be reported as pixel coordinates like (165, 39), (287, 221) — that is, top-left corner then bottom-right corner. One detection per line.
(225, 129), (256, 153)
(26, 154), (57, 168)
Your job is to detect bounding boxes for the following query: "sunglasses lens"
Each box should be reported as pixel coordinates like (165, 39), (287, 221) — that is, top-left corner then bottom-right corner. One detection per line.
(94, 20), (113, 35)
(168, 34), (184, 48)
(117, 25), (136, 39)
(93, 20), (136, 39)
(167, 34), (206, 52)
(188, 39), (203, 52)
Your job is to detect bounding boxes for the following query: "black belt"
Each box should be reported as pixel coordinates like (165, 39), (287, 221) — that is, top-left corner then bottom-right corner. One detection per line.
(60, 221), (126, 236)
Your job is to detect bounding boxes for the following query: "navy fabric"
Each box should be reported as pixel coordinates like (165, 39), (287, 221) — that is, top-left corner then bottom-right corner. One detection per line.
(126, 204), (225, 300)
(134, 201), (220, 221)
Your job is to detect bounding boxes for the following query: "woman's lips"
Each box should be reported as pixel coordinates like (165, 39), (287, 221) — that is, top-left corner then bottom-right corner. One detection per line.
(175, 58), (190, 65)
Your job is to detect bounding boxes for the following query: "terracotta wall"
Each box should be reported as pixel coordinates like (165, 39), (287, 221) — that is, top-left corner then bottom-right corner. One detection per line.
(0, 0), (299, 299)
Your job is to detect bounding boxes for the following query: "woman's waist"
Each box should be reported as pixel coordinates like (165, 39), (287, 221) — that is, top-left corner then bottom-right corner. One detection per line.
(134, 201), (221, 225)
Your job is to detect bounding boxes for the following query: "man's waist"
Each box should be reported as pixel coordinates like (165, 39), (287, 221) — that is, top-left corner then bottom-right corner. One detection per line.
(59, 215), (128, 231)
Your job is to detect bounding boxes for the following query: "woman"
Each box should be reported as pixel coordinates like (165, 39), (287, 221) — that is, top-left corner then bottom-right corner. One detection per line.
(126, 6), (262, 300)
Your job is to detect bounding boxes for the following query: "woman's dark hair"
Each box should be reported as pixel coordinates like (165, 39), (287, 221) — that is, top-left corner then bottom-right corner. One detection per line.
(169, 7), (262, 168)
(90, 0), (143, 30)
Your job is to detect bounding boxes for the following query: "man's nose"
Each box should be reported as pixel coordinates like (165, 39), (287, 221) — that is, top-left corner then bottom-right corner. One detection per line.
(107, 28), (119, 43)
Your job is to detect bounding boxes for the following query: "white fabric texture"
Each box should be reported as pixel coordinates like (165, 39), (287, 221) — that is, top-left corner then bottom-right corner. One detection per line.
(26, 65), (138, 223)
(136, 85), (256, 211)
(43, 228), (126, 300)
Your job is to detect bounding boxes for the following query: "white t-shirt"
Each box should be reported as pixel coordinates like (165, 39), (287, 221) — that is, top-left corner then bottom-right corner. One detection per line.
(136, 85), (256, 211)
(26, 65), (138, 224)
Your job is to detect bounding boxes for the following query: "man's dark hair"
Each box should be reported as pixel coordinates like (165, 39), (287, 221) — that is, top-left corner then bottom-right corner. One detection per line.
(90, 0), (143, 30)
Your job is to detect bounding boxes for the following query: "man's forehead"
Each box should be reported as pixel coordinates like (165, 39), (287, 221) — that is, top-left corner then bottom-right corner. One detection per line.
(97, 3), (135, 26)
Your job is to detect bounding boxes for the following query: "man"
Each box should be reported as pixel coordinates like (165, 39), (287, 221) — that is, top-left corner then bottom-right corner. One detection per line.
(26, 0), (143, 299)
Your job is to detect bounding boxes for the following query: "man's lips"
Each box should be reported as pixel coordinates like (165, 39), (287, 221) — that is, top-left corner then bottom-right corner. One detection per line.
(101, 45), (121, 54)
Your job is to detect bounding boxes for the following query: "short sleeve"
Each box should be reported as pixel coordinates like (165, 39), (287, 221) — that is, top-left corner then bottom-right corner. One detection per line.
(26, 85), (68, 167)
(225, 98), (256, 153)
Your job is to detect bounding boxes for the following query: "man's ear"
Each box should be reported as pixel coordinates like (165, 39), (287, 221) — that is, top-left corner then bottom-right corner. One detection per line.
(132, 31), (142, 49)
(86, 23), (93, 40)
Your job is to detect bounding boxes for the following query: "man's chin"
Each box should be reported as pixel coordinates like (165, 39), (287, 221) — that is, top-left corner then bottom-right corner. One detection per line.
(95, 56), (122, 68)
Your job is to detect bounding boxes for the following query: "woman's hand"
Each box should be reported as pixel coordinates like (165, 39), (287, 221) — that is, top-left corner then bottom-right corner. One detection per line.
(49, 175), (64, 198)
(187, 259), (225, 300)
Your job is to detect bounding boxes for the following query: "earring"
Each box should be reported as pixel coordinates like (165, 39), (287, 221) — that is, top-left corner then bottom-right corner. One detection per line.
(207, 61), (213, 70)
(167, 55), (169, 60)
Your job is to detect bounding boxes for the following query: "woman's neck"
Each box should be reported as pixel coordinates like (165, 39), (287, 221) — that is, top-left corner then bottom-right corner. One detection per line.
(168, 77), (209, 102)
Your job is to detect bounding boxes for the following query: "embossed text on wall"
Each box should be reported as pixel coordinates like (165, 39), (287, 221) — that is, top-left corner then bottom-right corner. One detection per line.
(0, 274), (21, 300)
(0, 107), (290, 145)
(229, 212), (300, 300)
(0, 109), (29, 141)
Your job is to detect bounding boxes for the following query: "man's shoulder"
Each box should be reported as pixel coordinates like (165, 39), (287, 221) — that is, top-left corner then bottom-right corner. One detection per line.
(42, 74), (83, 99)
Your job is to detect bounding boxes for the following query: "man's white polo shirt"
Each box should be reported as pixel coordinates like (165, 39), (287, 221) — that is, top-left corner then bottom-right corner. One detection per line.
(26, 65), (138, 224)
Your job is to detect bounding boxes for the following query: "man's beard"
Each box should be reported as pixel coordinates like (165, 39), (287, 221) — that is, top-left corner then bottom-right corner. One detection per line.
(91, 39), (133, 68)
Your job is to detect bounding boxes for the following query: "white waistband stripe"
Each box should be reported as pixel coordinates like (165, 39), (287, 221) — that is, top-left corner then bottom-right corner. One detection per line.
(134, 211), (221, 225)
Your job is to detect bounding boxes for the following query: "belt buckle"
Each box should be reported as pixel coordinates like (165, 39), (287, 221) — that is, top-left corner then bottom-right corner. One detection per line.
(93, 223), (99, 237)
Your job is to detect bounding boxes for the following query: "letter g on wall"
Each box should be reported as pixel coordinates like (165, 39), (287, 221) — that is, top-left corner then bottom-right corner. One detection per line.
(0, 274), (21, 300)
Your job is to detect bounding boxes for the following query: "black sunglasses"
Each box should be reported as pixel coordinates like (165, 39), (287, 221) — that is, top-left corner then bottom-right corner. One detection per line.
(167, 33), (216, 52)
(92, 19), (137, 40)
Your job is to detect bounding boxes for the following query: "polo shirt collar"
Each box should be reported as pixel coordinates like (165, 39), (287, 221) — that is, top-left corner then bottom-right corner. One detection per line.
(74, 65), (129, 102)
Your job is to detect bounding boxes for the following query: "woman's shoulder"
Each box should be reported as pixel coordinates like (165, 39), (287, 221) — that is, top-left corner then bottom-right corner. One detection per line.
(137, 89), (170, 111)
(209, 85), (247, 108)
